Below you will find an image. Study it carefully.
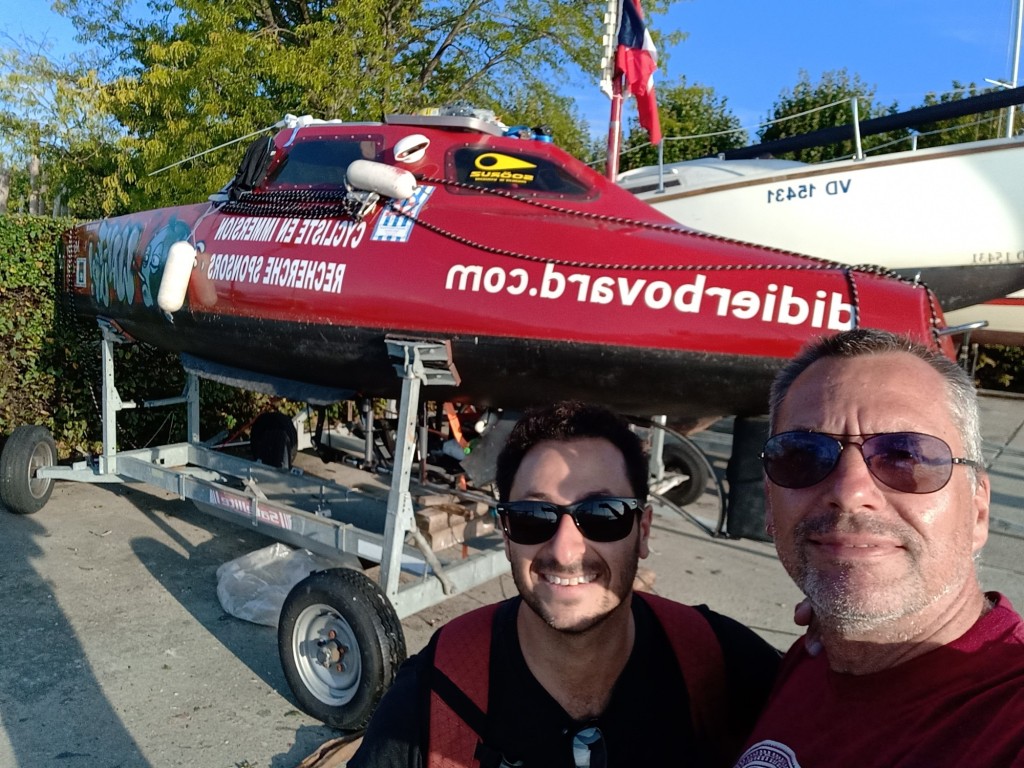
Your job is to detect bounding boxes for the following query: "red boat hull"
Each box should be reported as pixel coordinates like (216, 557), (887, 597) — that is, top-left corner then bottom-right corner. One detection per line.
(60, 115), (953, 419)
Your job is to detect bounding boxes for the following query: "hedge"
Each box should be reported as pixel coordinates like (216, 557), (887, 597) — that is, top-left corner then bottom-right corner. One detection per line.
(0, 214), (282, 458)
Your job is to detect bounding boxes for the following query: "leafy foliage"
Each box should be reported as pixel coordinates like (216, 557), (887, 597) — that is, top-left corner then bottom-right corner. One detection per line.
(619, 76), (747, 170)
(757, 69), (902, 163)
(0, 40), (121, 218)
(0, 214), (290, 457)
(974, 345), (1024, 393)
(53, 0), (607, 211)
(906, 81), (1024, 148)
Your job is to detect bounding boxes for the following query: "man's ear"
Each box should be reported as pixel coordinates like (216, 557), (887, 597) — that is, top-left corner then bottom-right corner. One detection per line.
(971, 471), (991, 554)
(638, 504), (653, 559)
(764, 478), (775, 539)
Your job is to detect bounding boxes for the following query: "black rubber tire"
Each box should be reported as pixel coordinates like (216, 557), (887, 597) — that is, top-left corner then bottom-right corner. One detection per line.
(0, 425), (57, 515)
(661, 434), (711, 508)
(250, 411), (298, 469)
(278, 568), (406, 730)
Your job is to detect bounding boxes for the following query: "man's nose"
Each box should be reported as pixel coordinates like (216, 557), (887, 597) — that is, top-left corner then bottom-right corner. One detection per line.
(545, 512), (587, 563)
(824, 444), (886, 505)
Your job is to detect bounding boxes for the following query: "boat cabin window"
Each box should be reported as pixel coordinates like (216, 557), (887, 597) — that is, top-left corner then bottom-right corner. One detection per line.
(449, 147), (593, 198)
(264, 138), (380, 189)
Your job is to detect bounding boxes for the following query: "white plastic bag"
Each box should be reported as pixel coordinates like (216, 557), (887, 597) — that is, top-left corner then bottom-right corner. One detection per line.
(216, 543), (335, 627)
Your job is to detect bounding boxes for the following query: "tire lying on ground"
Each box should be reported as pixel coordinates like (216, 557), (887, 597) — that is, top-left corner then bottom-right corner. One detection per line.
(0, 425), (57, 515)
(661, 434), (711, 508)
(279, 568), (407, 730)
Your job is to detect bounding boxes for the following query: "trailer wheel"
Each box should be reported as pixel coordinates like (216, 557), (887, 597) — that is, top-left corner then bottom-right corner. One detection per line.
(250, 411), (298, 469)
(279, 568), (406, 730)
(662, 435), (711, 508)
(0, 425), (57, 515)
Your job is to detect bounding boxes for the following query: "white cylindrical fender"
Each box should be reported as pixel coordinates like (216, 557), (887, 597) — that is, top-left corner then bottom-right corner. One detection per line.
(347, 159), (417, 200)
(157, 241), (197, 313)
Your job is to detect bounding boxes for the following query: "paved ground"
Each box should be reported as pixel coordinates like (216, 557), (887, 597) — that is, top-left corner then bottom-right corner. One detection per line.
(0, 392), (1021, 768)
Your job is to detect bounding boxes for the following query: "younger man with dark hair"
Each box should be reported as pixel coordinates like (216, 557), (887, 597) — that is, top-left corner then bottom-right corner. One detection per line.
(351, 400), (779, 768)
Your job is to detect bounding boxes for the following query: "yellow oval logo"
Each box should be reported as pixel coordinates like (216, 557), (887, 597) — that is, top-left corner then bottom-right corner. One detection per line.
(474, 153), (537, 171)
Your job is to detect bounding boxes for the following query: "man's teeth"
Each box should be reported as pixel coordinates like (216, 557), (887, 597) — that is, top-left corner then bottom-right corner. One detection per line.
(545, 573), (595, 586)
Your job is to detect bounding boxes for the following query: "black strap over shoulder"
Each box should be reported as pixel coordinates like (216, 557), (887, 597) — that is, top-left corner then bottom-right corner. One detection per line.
(427, 663), (516, 767)
(429, 665), (488, 738)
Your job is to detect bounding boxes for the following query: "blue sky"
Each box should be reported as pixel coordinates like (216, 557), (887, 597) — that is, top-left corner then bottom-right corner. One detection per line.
(576, 0), (1022, 135)
(4, 0), (1021, 138)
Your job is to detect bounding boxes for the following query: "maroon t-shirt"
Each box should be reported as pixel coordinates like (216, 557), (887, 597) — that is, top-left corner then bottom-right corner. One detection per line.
(735, 593), (1024, 768)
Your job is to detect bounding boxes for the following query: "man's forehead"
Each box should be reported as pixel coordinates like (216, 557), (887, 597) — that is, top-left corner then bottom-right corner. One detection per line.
(795, 349), (927, 381)
(779, 351), (954, 428)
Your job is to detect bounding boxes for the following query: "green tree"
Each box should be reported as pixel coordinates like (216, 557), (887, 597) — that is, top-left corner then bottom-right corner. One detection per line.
(618, 76), (746, 171)
(758, 68), (901, 163)
(907, 81), (1022, 148)
(0, 38), (119, 218)
(54, 0), (614, 210)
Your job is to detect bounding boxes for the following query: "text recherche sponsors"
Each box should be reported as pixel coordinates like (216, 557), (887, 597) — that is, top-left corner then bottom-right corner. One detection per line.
(445, 262), (853, 331)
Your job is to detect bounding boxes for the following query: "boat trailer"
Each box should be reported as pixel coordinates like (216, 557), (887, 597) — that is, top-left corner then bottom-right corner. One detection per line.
(0, 328), (517, 729)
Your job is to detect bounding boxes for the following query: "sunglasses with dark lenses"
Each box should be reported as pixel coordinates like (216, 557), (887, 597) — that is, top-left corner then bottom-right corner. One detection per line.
(495, 497), (641, 545)
(761, 431), (982, 494)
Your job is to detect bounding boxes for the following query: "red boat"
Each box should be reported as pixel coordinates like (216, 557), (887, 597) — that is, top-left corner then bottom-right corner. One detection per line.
(60, 111), (954, 423)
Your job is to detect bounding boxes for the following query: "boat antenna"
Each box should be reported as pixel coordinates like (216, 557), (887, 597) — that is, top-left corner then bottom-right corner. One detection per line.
(148, 116), (293, 176)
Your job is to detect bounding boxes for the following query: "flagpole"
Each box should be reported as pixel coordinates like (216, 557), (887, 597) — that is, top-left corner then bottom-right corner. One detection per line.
(606, 75), (624, 180)
(600, 0), (623, 180)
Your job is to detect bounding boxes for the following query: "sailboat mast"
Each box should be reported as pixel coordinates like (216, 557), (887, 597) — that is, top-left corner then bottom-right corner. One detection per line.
(1008, 0), (1023, 137)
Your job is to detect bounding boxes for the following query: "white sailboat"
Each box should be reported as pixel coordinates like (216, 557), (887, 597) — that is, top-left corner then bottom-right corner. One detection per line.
(621, 4), (1024, 344)
(619, 133), (1024, 342)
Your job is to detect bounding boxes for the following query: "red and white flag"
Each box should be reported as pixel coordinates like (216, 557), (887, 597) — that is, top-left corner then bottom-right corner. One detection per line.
(614, 0), (661, 144)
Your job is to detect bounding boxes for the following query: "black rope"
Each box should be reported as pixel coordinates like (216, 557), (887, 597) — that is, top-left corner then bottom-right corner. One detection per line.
(219, 189), (364, 219)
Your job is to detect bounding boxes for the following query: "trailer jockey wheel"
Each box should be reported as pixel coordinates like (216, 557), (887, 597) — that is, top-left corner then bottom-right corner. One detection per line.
(0, 425), (57, 515)
(661, 434), (711, 508)
(278, 568), (406, 730)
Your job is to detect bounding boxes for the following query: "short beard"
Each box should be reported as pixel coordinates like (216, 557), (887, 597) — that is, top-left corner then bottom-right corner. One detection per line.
(515, 538), (640, 635)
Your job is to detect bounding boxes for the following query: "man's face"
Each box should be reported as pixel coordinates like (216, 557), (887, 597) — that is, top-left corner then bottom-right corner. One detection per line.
(505, 437), (652, 634)
(766, 352), (990, 632)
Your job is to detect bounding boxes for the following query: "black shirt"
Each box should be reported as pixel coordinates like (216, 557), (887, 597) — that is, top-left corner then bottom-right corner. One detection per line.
(349, 596), (780, 768)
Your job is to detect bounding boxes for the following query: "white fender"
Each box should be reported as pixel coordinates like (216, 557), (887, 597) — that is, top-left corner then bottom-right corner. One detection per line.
(347, 159), (417, 200)
(393, 134), (430, 164)
(157, 241), (197, 313)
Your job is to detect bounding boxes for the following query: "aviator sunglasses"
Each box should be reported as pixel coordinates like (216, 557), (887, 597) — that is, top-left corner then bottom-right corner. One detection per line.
(761, 431), (982, 494)
(495, 497), (642, 545)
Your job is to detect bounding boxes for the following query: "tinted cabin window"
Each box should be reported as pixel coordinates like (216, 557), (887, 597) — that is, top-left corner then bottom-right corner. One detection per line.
(265, 139), (378, 189)
(450, 147), (593, 198)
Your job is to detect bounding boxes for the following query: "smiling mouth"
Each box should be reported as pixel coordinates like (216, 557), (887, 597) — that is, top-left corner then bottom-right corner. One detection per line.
(543, 573), (596, 586)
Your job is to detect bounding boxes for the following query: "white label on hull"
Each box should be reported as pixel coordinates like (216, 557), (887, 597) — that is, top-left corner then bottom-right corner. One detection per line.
(206, 253), (346, 294)
(445, 262), (853, 331)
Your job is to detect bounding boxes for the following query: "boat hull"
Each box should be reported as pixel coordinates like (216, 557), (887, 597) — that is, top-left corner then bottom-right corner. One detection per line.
(60, 115), (952, 421)
(621, 137), (1024, 340)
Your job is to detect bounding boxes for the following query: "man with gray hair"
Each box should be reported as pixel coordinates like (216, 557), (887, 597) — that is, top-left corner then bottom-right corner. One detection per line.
(735, 328), (1024, 768)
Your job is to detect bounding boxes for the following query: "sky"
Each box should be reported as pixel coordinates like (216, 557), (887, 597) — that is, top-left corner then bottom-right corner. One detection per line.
(2, 0), (1021, 140)
(577, 0), (1023, 135)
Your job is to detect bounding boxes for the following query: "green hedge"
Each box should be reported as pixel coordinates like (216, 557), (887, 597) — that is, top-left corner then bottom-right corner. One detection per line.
(0, 214), (282, 457)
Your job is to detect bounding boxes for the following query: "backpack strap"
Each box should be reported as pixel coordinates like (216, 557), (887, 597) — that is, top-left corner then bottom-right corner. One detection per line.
(427, 603), (500, 768)
(637, 592), (730, 766)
